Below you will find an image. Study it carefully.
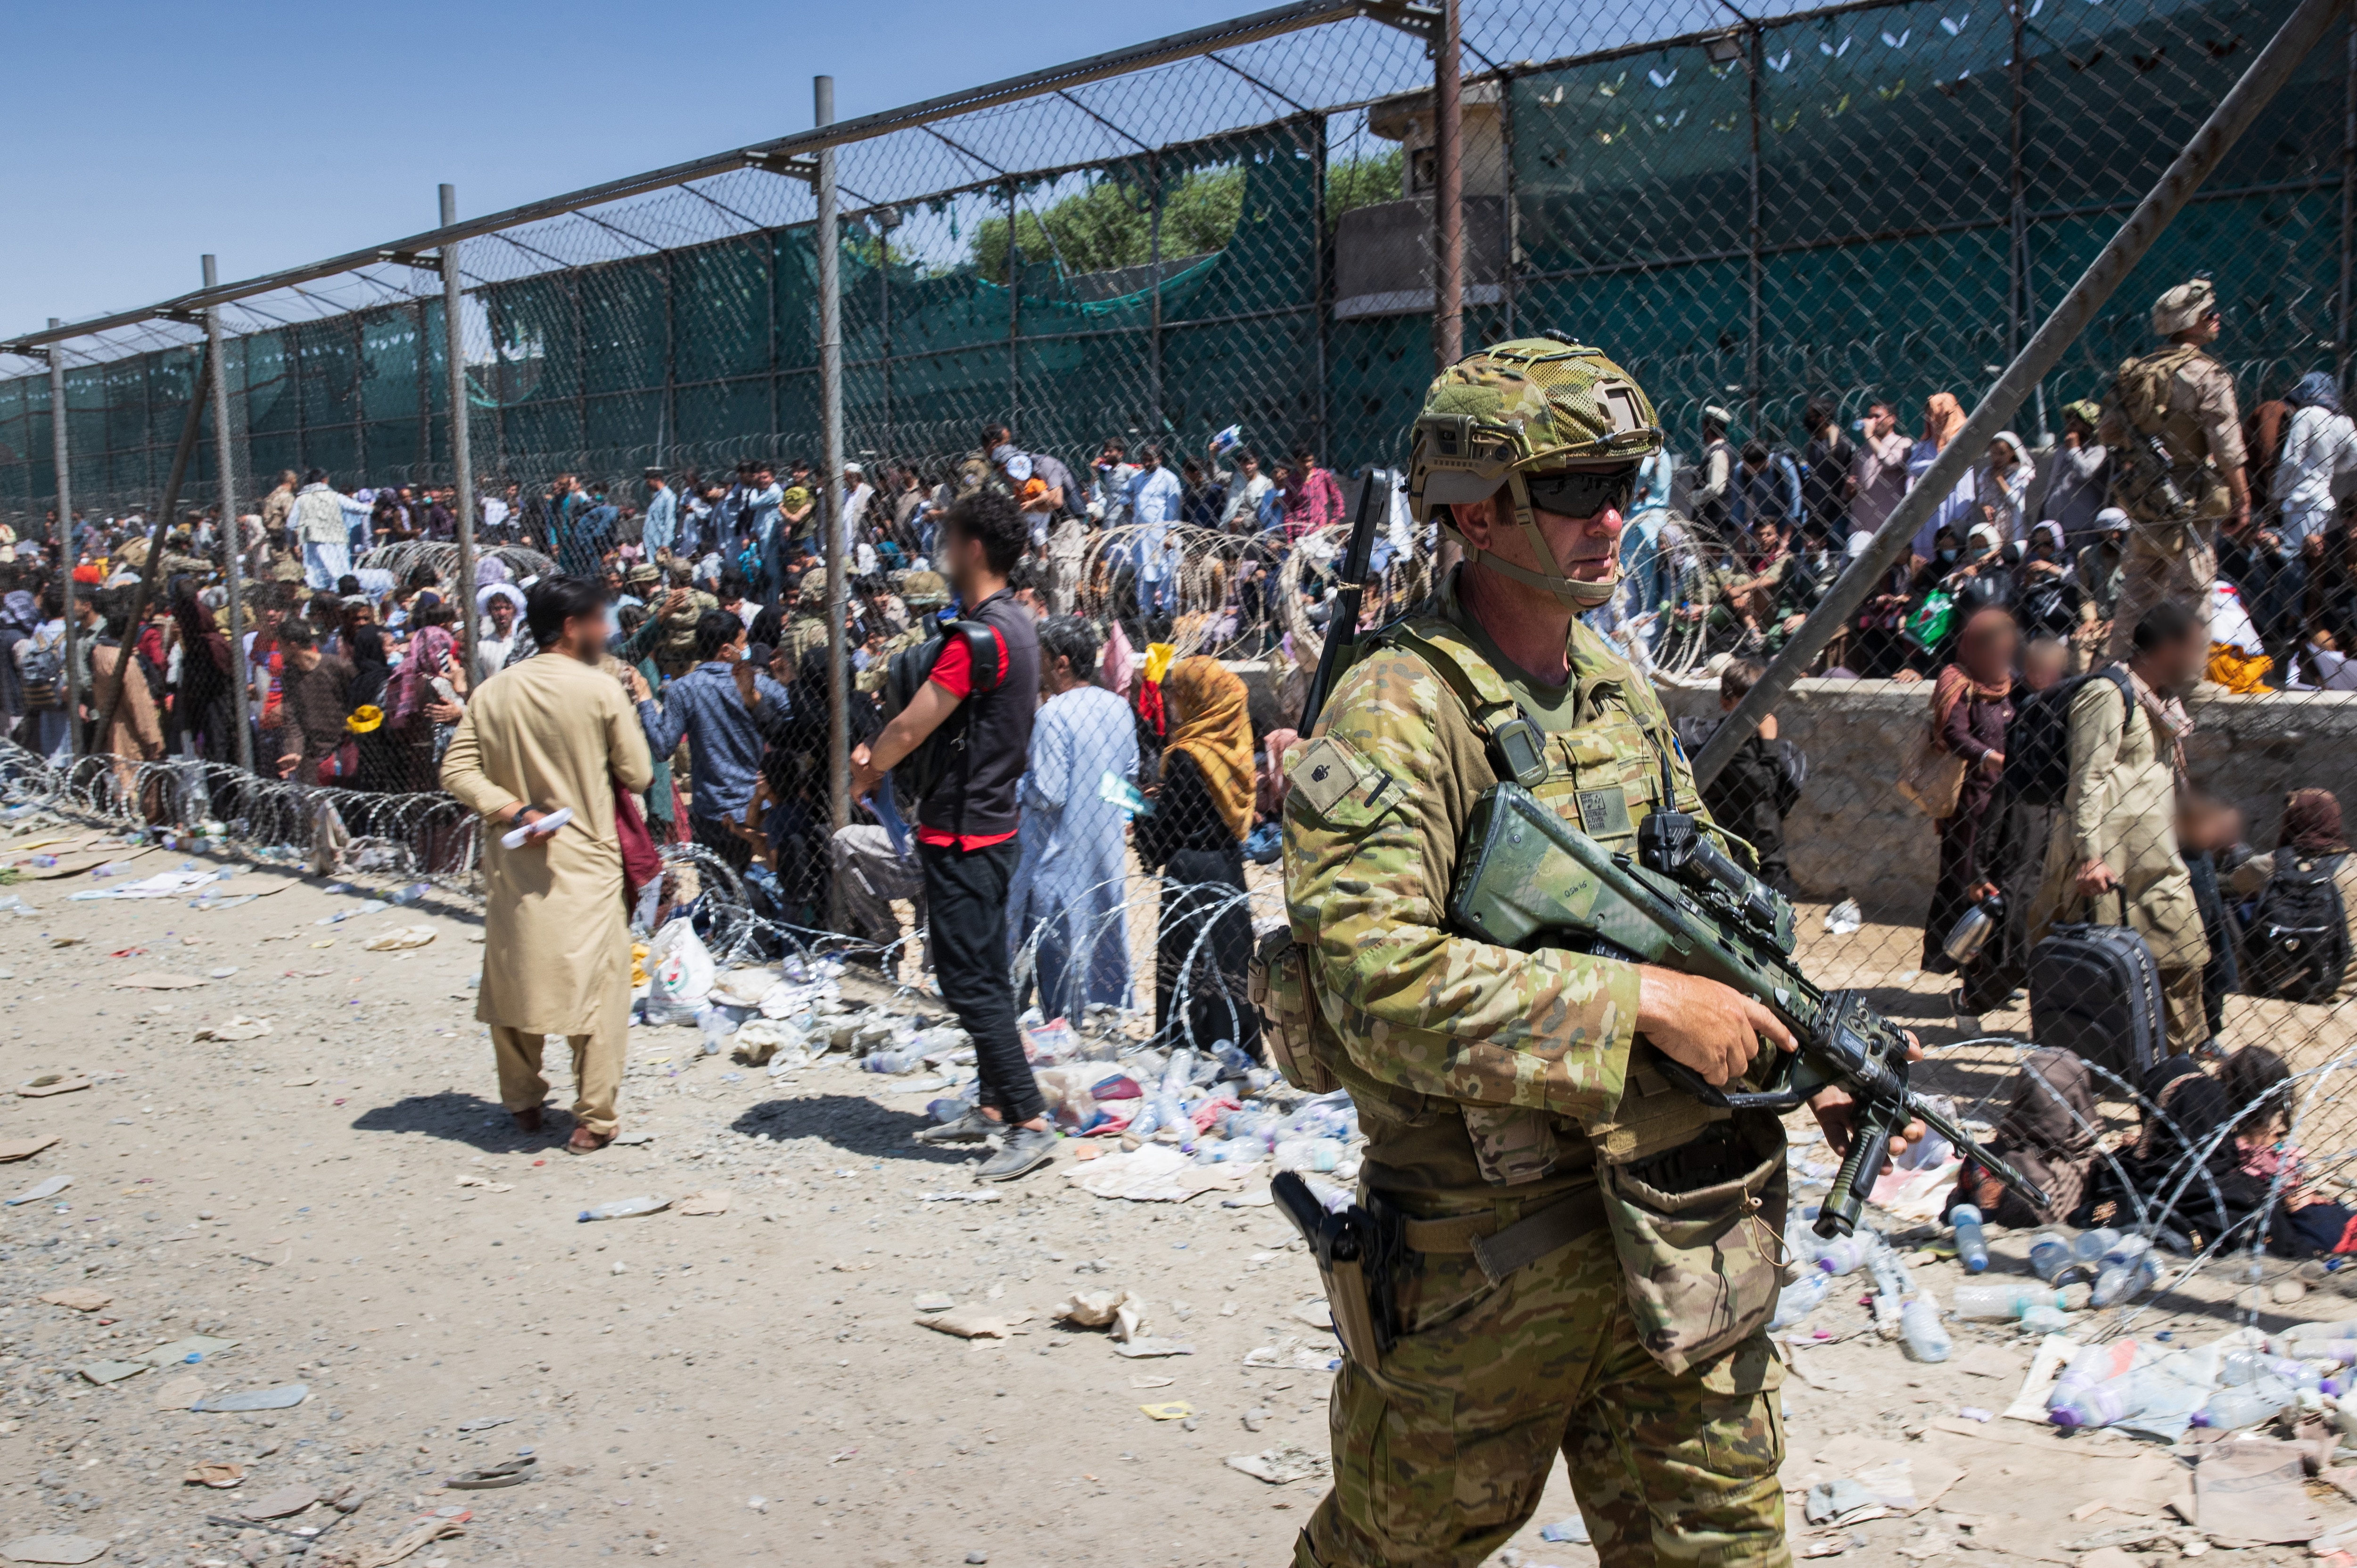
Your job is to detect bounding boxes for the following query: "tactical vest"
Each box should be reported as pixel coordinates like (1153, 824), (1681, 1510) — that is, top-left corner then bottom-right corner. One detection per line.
(2105, 343), (2231, 532)
(1257, 611), (1739, 1195)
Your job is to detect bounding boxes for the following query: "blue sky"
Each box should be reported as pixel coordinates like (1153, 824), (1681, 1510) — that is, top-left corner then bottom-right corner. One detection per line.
(0, 0), (1250, 334)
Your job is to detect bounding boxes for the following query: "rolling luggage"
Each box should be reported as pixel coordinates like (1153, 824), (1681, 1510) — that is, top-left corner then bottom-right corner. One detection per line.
(2027, 896), (2167, 1083)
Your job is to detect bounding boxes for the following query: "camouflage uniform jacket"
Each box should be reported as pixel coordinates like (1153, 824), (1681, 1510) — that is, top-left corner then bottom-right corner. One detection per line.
(2098, 344), (2245, 524)
(652, 589), (719, 677)
(1281, 569), (1729, 1197)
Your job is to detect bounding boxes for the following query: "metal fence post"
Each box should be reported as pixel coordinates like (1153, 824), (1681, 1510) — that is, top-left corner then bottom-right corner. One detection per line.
(202, 256), (255, 775)
(48, 320), (77, 758)
(442, 184), (478, 689)
(1433, 0), (1465, 367)
(818, 75), (850, 838)
(1694, 0), (2351, 789)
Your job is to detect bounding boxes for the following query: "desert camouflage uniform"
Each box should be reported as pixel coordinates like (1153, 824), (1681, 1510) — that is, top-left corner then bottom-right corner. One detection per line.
(780, 579), (830, 671)
(2099, 280), (2245, 659)
(1283, 565), (1787, 1568)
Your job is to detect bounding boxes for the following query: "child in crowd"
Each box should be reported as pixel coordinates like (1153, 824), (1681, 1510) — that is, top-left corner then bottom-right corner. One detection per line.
(2223, 1045), (2357, 1255)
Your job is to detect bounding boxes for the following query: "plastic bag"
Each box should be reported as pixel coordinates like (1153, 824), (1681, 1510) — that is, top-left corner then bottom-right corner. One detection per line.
(643, 916), (716, 1024)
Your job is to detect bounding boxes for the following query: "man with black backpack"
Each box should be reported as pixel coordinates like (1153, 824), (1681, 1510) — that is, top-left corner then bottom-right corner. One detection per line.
(850, 490), (1052, 1182)
(2023, 600), (2214, 1058)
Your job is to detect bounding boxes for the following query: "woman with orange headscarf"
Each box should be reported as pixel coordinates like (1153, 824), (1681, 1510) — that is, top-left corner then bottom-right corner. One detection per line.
(1134, 655), (1261, 1060)
(1923, 603), (2018, 972)
(1905, 391), (1981, 560)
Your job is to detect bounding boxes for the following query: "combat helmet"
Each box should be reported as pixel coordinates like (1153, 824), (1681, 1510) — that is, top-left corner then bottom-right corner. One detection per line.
(1406, 332), (1662, 609)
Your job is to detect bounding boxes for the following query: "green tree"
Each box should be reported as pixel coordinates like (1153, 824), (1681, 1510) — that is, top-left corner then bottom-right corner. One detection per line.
(972, 165), (1244, 283)
(1326, 146), (1404, 229)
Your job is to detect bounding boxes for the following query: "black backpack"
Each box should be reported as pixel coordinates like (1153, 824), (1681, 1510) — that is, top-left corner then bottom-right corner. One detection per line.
(2242, 852), (2351, 1003)
(882, 620), (1001, 805)
(2000, 666), (2135, 809)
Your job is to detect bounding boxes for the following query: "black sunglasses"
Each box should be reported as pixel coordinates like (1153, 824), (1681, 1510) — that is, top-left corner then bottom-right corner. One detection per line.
(1521, 465), (1636, 519)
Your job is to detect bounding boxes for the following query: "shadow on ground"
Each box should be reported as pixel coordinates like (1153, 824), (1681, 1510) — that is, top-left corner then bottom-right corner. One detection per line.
(351, 1090), (556, 1154)
(734, 1093), (981, 1167)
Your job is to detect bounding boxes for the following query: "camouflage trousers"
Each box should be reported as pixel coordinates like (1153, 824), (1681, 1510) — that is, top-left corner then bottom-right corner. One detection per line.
(2105, 520), (2216, 661)
(1295, 1212), (1788, 1568)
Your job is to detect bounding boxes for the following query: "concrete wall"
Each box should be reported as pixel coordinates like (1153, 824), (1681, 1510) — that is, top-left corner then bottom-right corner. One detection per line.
(1655, 679), (2357, 917)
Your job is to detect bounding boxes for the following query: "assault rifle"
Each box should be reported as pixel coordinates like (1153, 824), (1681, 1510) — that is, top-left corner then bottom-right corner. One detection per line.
(1294, 468), (1389, 734)
(1447, 761), (2048, 1239)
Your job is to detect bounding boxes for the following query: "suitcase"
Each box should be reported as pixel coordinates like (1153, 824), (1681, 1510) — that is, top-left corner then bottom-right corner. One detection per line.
(2027, 918), (2168, 1083)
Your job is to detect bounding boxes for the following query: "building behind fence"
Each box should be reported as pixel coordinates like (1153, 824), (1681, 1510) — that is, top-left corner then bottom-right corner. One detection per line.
(1, 0), (2349, 527)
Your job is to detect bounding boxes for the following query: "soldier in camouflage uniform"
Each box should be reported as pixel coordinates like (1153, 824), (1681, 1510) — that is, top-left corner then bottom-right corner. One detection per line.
(857, 570), (948, 696)
(780, 574), (831, 672)
(1278, 338), (1886, 1568)
(2099, 278), (2248, 661)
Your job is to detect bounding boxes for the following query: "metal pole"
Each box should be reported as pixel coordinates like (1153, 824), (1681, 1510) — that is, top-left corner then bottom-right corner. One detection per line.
(1149, 154), (1165, 430)
(2341, 16), (2356, 387)
(1432, 0), (1465, 367)
(818, 76), (850, 838)
(47, 322), (79, 758)
(1695, 0), (2349, 789)
(202, 257), (255, 775)
(442, 184), (478, 690)
(1744, 25), (1764, 433)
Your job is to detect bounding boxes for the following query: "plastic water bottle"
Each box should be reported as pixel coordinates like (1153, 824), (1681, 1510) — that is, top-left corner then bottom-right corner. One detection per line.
(2223, 1351), (2322, 1390)
(2091, 1235), (2157, 1308)
(2029, 1230), (2076, 1282)
(1274, 1138), (1344, 1173)
(577, 1196), (669, 1222)
(2072, 1227), (2121, 1268)
(2278, 1337), (2357, 1365)
(1212, 1040), (1254, 1081)
(1951, 1283), (2069, 1320)
(1814, 1232), (1879, 1277)
(2050, 1369), (2163, 1429)
(861, 1049), (922, 1074)
(697, 1007), (733, 1057)
(2048, 1341), (2140, 1427)
(1770, 1272), (1830, 1331)
(2021, 1304), (2074, 1335)
(2196, 1375), (2297, 1431)
(1950, 1204), (1990, 1274)
(1900, 1294), (1952, 1363)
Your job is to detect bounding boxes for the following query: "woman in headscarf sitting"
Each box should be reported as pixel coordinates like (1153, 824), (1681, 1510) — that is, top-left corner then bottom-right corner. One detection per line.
(2092, 1054), (2269, 1253)
(1134, 656), (1261, 1061)
(2230, 787), (2357, 1004)
(1949, 1047), (2099, 1228)
(1923, 604), (2018, 972)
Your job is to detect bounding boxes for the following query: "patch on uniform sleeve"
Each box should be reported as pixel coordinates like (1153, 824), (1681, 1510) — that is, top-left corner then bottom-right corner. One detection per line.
(1289, 734), (1368, 818)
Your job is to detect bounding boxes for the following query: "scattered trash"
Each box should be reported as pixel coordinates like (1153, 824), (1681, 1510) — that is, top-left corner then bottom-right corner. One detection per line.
(152, 1374), (206, 1411)
(14, 1078), (88, 1099)
(1823, 897), (1863, 935)
(192, 1015), (273, 1042)
(78, 1359), (148, 1385)
(1539, 1518), (1591, 1544)
(1225, 1444), (1331, 1485)
(453, 1416), (513, 1433)
(915, 1307), (1024, 1340)
(5, 1176), (72, 1205)
(445, 1457), (536, 1490)
(239, 1483), (321, 1519)
(913, 1293), (956, 1313)
(191, 1383), (308, 1412)
(578, 1196), (669, 1222)
(36, 1288), (110, 1312)
(0, 1536), (111, 1565)
(675, 1190), (731, 1215)
(0, 1137), (58, 1163)
(362, 925), (437, 951)
(1137, 1401), (1193, 1420)
(454, 1176), (512, 1192)
(183, 1461), (246, 1488)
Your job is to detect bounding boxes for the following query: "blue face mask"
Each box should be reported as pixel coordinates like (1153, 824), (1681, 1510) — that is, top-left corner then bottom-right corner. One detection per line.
(1937, 549), (1959, 564)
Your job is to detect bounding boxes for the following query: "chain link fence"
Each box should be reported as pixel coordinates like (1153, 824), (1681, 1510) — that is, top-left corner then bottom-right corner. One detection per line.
(6, 0), (2357, 1321)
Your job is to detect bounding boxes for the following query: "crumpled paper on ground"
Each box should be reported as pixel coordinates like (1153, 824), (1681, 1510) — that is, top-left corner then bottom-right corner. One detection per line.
(915, 1306), (1030, 1340)
(1225, 1444), (1331, 1485)
(1064, 1143), (1261, 1202)
(361, 924), (436, 951)
(1867, 1156), (1964, 1221)
(193, 1015), (272, 1042)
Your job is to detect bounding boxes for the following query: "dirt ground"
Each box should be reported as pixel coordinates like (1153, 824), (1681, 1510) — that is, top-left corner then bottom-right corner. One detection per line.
(0, 843), (2349, 1568)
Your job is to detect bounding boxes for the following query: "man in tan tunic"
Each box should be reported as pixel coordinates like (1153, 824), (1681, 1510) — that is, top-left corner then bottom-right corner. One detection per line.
(2100, 279), (2248, 660)
(2030, 598), (2214, 1049)
(441, 576), (653, 1154)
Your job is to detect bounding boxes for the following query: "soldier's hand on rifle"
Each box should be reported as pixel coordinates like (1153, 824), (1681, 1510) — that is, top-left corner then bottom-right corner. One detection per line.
(1635, 968), (1796, 1087)
(1808, 1032), (1925, 1169)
